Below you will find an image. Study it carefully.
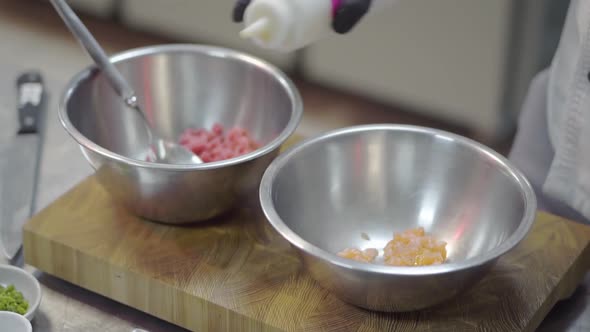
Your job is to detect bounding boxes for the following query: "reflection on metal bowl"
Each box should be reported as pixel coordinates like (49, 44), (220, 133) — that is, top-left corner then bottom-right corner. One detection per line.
(260, 124), (536, 311)
(60, 44), (302, 224)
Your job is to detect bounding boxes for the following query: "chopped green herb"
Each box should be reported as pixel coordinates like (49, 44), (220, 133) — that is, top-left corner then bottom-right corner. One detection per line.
(0, 285), (28, 315)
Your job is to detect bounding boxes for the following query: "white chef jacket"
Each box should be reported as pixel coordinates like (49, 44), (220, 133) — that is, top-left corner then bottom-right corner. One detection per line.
(509, 0), (590, 224)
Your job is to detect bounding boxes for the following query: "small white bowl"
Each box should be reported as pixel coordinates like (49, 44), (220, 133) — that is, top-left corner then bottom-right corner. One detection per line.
(0, 265), (41, 321)
(0, 311), (32, 332)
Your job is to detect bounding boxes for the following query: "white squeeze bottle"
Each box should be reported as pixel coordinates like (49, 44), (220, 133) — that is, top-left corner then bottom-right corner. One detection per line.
(239, 0), (398, 52)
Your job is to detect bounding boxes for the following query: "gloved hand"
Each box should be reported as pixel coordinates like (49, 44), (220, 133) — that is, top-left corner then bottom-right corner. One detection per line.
(232, 0), (372, 34)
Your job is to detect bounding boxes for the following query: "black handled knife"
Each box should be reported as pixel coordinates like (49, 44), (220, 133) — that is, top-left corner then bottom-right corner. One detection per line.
(0, 71), (45, 260)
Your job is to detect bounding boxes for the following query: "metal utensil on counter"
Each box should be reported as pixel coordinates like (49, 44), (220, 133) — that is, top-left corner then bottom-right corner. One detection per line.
(49, 0), (202, 165)
(0, 72), (45, 261)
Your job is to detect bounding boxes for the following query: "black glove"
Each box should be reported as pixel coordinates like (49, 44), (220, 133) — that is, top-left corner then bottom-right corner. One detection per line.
(232, 0), (372, 34)
(332, 0), (372, 34)
(232, 0), (252, 24)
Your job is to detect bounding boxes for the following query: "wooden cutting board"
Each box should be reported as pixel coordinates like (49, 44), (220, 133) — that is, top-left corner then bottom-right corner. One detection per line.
(22, 137), (590, 332)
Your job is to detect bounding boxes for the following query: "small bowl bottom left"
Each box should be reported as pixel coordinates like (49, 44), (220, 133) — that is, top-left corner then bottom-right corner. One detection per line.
(0, 265), (42, 321)
(0, 310), (33, 332)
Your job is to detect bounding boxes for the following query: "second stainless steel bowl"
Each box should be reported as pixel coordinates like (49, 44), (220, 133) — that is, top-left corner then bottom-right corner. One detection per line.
(59, 44), (302, 224)
(259, 124), (537, 312)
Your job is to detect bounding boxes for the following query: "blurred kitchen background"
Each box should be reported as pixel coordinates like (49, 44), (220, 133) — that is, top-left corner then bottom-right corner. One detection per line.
(2, 0), (572, 153)
(2, 2), (588, 331)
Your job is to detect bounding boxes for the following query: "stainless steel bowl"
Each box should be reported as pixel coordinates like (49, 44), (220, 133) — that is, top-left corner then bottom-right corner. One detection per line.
(59, 44), (302, 224)
(259, 124), (536, 312)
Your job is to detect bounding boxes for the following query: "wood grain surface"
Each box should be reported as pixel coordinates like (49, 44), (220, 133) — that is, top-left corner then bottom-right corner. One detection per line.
(22, 138), (590, 332)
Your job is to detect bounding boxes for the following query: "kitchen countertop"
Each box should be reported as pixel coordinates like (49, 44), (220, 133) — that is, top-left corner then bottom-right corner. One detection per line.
(0, 17), (188, 332)
(0, 1), (588, 331)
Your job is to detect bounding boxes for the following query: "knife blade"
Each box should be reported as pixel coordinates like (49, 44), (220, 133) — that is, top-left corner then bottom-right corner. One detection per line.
(0, 71), (45, 260)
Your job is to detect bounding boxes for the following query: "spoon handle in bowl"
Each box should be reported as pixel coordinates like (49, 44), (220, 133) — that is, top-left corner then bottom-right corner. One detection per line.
(49, 0), (138, 108)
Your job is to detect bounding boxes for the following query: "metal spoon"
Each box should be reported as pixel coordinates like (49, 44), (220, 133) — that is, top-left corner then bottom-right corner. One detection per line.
(49, 0), (202, 165)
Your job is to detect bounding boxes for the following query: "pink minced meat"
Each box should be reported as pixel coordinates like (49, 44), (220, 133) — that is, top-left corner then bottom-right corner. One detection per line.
(178, 123), (260, 163)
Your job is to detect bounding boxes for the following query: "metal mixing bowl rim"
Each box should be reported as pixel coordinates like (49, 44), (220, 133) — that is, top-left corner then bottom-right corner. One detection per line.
(259, 124), (537, 276)
(57, 43), (303, 171)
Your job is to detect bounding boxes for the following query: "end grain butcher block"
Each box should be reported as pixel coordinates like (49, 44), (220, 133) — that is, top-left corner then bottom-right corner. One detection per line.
(23, 144), (590, 332)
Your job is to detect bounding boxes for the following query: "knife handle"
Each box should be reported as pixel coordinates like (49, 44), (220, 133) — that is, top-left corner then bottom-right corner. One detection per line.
(16, 72), (45, 135)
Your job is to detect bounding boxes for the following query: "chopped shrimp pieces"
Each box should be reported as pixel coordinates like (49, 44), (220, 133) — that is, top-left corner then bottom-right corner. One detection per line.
(337, 227), (447, 267)
(383, 227), (447, 266)
(337, 248), (378, 263)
